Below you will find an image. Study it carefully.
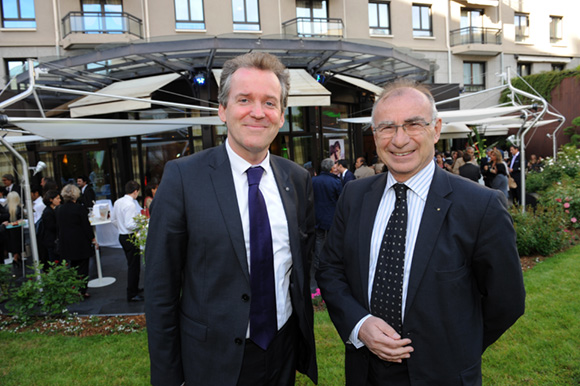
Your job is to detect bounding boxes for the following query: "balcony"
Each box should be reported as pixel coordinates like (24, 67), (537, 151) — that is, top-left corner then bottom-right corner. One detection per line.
(282, 17), (343, 38)
(61, 11), (143, 49)
(450, 27), (502, 56)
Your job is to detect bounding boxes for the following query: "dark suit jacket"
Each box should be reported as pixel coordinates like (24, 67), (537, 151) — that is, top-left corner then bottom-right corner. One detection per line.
(78, 186), (96, 211)
(55, 202), (93, 261)
(342, 169), (355, 186)
(145, 144), (317, 386)
(312, 171), (342, 230)
(316, 166), (525, 385)
(459, 162), (481, 183)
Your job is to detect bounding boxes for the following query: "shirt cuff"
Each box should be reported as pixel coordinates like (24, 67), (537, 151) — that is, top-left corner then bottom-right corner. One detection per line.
(348, 314), (372, 348)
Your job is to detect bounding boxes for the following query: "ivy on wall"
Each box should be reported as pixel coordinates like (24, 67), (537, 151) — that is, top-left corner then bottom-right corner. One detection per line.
(499, 65), (580, 104)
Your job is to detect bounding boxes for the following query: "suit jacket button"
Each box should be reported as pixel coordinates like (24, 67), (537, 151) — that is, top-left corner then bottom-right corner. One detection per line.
(241, 294), (250, 302)
(234, 338), (243, 345)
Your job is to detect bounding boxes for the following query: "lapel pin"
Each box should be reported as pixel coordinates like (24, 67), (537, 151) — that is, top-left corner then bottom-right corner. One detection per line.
(285, 187), (290, 192)
(437, 208), (441, 211)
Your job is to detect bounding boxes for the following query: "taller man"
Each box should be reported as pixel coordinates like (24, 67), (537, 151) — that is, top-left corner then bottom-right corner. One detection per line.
(316, 80), (525, 385)
(145, 52), (317, 386)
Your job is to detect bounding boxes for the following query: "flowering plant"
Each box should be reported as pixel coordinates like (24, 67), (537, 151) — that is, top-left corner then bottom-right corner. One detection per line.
(129, 214), (149, 263)
(311, 288), (326, 311)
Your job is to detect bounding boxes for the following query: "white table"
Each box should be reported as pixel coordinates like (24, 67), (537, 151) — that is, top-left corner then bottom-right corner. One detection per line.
(88, 219), (117, 288)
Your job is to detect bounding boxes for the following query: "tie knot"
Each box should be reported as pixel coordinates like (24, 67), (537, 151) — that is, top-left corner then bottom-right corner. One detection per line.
(247, 166), (265, 186)
(393, 183), (408, 200)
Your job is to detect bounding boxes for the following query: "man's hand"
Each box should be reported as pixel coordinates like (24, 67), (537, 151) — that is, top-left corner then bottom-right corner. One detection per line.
(358, 316), (413, 363)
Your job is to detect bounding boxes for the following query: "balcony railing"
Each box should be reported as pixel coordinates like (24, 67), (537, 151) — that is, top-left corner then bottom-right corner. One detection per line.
(282, 17), (343, 38)
(450, 27), (501, 46)
(62, 11), (142, 38)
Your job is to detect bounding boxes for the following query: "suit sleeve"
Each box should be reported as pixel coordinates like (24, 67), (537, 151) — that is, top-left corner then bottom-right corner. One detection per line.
(473, 190), (525, 350)
(316, 184), (372, 343)
(145, 161), (188, 386)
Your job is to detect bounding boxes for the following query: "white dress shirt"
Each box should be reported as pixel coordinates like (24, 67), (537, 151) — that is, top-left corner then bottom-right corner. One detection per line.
(111, 194), (142, 235)
(350, 161), (435, 347)
(225, 139), (293, 334)
(33, 196), (46, 224)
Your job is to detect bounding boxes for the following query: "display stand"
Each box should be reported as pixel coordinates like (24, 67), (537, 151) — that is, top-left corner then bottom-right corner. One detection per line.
(88, 219), (117, 288)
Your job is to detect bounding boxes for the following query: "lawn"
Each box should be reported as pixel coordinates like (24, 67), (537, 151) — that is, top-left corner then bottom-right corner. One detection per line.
(1, 246), (579, 385)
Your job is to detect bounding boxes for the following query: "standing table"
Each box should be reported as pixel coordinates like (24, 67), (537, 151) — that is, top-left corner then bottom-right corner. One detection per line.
(88, 219), (117, 288)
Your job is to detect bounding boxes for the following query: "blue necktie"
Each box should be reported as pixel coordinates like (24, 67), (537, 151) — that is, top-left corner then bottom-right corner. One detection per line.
(247, 166), (277, 350)
(371, 183), (408, 334)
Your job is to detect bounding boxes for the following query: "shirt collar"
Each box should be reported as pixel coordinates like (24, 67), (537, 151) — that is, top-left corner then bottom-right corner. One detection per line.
(225, 138), (272, 177)
(386, 160), (435, 202)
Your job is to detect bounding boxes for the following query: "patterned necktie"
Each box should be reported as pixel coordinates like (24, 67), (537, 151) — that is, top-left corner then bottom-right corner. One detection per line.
(370, 183), (408, 334)
(246, 166), (277, 350)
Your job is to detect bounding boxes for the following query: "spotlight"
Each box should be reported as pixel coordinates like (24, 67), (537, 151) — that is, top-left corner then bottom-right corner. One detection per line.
(194, 73), (206, 85)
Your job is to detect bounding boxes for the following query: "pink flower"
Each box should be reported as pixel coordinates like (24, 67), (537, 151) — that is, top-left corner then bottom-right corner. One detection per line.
(572, 217), (578, 223)
(566, 197), (571, 201)
(565, 210), (570, 214)
(556, 198), (562, 203)
(564, 202), (570, 208)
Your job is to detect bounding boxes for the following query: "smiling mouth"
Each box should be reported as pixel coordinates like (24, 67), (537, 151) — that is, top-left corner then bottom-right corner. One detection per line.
(392, 151), (414, 156)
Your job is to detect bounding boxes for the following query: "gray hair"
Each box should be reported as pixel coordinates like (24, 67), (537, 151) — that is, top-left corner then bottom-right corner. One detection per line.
(371, 79), (438, 127)
(320, 158), (335, 173)
(6, 191), (20, 222)
(61, 184), (80, 203)
(217, 52), (290, 110)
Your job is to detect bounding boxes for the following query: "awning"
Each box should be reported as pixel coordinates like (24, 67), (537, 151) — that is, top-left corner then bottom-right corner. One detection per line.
(212, 69), (331, 107)
(440, 123), (471, 139)
(69, 73), (181, 118)
(517, 55), (571, 64)
(3, 135), (50, 144)
(333, 74), (384, 96)
(6, 116), (224, 140)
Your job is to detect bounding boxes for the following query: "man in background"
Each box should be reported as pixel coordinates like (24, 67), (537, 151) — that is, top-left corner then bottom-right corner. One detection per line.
(354, 157), (375, 179)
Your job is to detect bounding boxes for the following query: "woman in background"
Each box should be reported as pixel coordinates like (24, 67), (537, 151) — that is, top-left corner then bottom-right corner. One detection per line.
(488, 149), (509, 198)
(5, 191), (23, 268)
(40, 190), (61, 264)
(143, 184), (158, 212)
(56, 184), (96, 298)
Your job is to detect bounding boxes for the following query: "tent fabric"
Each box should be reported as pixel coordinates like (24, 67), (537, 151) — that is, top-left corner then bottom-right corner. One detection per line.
(6, 116), (224, 140)
(69, 73), (181, 118)
(212, 69), (331, 107)
(333, 74), (384, 95)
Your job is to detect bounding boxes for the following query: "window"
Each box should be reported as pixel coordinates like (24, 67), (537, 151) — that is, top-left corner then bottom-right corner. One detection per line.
(514, 13), (529, 42)
(552, 63), (565, 72)
(463, 62), (485, 92)
(5, 58), (37, 90)
(550, 16), (562, 43)
(517, 62), (532, 77)
(412, 4), (432, 37)
(232, 0), (259, 31)
(81, 0), (123, 34)
(1, 0), (36, 28)
(368, 1), (391, 35)
(175, 0), (205, 30)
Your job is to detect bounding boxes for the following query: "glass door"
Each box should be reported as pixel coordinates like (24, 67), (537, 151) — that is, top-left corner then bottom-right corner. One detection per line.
(55, 149), (112, 200)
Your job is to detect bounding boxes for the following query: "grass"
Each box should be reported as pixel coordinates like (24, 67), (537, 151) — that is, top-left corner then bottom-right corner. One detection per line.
(1, 246), (579, 385)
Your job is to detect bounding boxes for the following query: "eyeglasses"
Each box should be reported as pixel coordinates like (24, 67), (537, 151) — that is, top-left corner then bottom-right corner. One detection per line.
(373, 119), (434, 138)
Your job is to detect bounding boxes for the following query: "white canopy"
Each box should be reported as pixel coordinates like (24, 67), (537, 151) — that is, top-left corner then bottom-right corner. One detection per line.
(6, 116), (224, 140)
(333, 74), (384, 95)
(212, 69), (331, 107)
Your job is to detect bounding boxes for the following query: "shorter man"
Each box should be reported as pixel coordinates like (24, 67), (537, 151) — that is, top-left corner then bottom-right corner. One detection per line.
(30, 184), (45, 224)
(459, 153), (482, 183)
(2, 174), (20, 196)
(336, 159), (355, 186)
(77, 176), (96, 212)
(354, 157), (375, 179)
(112, 181), (143, 302)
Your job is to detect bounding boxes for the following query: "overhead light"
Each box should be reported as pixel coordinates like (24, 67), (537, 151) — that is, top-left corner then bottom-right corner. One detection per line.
(30, 161), (47, 176)
(194, 73), (206, 85)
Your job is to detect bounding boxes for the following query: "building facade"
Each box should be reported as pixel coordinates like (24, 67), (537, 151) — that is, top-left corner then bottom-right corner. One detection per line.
(1, 0), (579, 200)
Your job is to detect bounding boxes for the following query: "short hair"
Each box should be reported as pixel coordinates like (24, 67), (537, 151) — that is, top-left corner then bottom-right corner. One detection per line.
(61, 184), (80, 203)
(463, 153), (472, 162)
(320, 158), (334, 173)
(42, 177), (58, 193)
(145, 184), (158, 198)
(336, 159), (349, 169)
(43, 190), (60, 206)
(218, 52), (290, 110)
(77, 175), (89, 183)
(125, 180), (140, 195)
(510, 145), (520, 150)
(30, 184), (42, 194)
(2, 174), (15, 183)
(357, 157), (367, 166)
(371, 79), (438, 127)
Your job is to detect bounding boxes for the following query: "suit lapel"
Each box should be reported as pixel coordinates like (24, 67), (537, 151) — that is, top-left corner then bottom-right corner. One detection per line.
(270, 157), (305, 289)
(208, 145), (249, 282)
(404, 167), (452, 316)
(359, 174), (388, 308)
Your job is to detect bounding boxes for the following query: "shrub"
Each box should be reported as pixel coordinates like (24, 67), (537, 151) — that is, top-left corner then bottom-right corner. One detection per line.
(5, 261), (86, 324)
(510, 203), (571, 257)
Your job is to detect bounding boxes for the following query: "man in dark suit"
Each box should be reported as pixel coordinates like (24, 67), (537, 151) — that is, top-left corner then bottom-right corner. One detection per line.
(509, 145), (522, 203)
(77, 175), (96, 212)
(310, 157), (342, 291)
(316, 80), (525, 385)
(459, 153), (481, 183)
(2, 174), (21, 196)
(145, 52), (317, 386)
(336, 159), (355, 186)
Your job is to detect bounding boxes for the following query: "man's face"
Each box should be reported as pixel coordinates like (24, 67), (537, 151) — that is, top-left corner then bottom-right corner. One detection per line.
(2, 177), (11, 187)
(510, 146), (517, 155)
(466, 148), (475, 158)
(372, 88), (441, 182)
(77, 178), (86, 188)
(355, 158), (364, 169)
(331, 163), (339, 175)
(218, 67), (285, 164)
